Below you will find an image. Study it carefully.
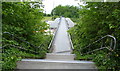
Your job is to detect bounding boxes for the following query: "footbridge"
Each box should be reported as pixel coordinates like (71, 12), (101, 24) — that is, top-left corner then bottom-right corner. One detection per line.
(16, 17), (97, 69)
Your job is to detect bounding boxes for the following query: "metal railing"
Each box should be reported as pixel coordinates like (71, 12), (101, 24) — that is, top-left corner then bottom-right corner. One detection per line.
(65, 19), (74, 50)
(2, 32), (49, 55)
(48, 17), (62, 53)
(75, 35), (116, 55)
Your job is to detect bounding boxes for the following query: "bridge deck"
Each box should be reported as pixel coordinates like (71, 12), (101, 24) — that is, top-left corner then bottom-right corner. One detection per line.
(52, 17), (71, 54)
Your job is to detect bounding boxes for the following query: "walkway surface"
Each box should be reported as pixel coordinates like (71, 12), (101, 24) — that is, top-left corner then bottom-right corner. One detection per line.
(52, 17), (71, 53)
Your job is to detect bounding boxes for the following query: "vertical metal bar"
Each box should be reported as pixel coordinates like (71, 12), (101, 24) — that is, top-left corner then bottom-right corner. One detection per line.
(110, 39), (113, 50)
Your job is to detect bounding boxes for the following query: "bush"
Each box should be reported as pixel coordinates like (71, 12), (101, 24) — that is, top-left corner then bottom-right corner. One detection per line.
(69, 2), (120, 70)
(2, 2), (52, 70)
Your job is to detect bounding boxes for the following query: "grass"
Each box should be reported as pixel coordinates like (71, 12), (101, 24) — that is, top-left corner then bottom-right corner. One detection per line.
(42, 16), (53, 22)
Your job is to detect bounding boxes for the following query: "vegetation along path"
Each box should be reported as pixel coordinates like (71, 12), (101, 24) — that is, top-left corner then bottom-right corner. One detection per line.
(2, 2), (119, 70)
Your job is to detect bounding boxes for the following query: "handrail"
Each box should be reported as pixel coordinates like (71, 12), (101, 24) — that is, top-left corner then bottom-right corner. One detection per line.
(68, 34), (74, 50)
(3, 32), (37, 48)
(76, 35), (116, 55)
(3, 44), (39, 54)
(2, 32), (49, 54)
(48, 17), (62, 52)
(65, 19), (74, 50)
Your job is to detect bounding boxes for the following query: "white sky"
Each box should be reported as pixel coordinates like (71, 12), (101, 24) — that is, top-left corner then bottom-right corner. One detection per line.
(42, 0), (83, 14)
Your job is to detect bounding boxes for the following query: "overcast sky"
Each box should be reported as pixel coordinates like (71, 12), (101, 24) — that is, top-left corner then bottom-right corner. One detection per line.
(42, 0), (83, 14)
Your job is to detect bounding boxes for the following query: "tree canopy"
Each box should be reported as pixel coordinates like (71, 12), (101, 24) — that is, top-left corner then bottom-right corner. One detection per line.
(51, 5), (79, 18)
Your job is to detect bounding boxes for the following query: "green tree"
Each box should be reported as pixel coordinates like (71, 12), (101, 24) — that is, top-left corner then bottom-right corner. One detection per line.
(2, 2), (51, 70)
(51, 5), (79, 18)
(69, 2), (120, 69)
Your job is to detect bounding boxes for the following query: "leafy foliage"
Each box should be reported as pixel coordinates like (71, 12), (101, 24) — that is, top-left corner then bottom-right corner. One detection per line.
(69, 2), (120, 69)
(2, 2), (51, 70)
(51, 5), (79, 18)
